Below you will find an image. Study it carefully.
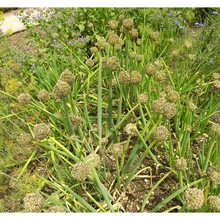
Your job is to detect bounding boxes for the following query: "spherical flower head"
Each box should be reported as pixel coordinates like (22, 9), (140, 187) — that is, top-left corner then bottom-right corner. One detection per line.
(111, 143), (124, 158)
(174, 157), (187, 171)
(114, 44), (122, 51)
(107, 56), (120, 71)
(208, 166), (220, 184)
(124, 123), (137, 136)
(71, 162), (90, 181)
(118, 14), (125, 21)
(59, 70), (74, 85)
(96, 37), (108, 50)
(51, 32), (59, 39)
(118, 71), (131, 84)
(213, 73), (220, 80)
(71, 115), (82, 131)
(129, 28), (139, 38)
(163, 102), (177, 119)
(107, 33), (121, 46)
(136, 38), (143, 46)
(85, 59), (95, 68)
(171, 50), (180, 58)
(169, 38), (175, 44)
(144, 63), (156, 76)
(87, 22), (94, 29)
(183, 40), (193, 49)
(211, 123), (220, 136)
(37, 89), (49, 101)
(137, 93), (148, 104)
(188, 54), (196, 61)
(122, 18), (134, 30)
(152, 98), (166, 114)
(33, 123), (50, 140)
(155, 70), (167, 82)
(85, 153), (101, 168)
(130, 71), (142, 84)
(47, 205), (65, 212)
(166, 89), (180, 103)
(188, 101), (197, 111)
(109, 20), (119, 30)
(212, 111), (220, 123)
(52, 80), (71, 99)
(23, 192), (44, 212)
(135, 54), (144, 62)
(208, 196), (220, 212)
(17, 133), (32, 146)
(90, 46), (98, 54)
(150, 31), (160, 41)
(213, 80), (220, 89)
(129, 51), (137, 60)
(18, 93), (32, 105)
(184, 188), (204, 210)
(154, 59), (163, 69)
(153, 126), (169, 142)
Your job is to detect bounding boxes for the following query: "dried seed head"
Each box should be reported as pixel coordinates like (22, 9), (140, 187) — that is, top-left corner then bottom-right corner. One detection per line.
(118, 15), (125, 21)
(59, 70), (74, 85)
(213, 73), (220, 80)
(17, 133), (32, 146)
(109, 20), (119, 30)
(129, 51), (137, 59)
(106, 56), (120, 71)
(163, 102), (177, 119)
(124, 123), (137, 136)
(169, 38), (175, 43)
(118, 71), (131, 84)
(189, 101), (197, 111)
(129, 28), (139, 38)
(130, 71), (142, 84)
(96, 37), (108, 50)
(152, 98), (166, 114)
(213, 80), (220, 89)
(153, 126), (169, 142)
(144, 63), (156, 76)
(70, 134), (77, 141)
(174, 157), (187, 171)
(208, 196), (220, 212)
(155, 70), (167, 82)
(18, 93), (32, 105)
(211, 123), (220, 136)
(150, 31), (160, 41)
(85, 153), (101, 168)
(71, 162), (90, 181)
(135, 54), (144, 62)
(23, 192), (44, 212)
(208, 166), (220, 184)
(111, 143), (124, 158)
(184, 188), (204, 210)
(33, 123), (50, 140)
(85, 59), (95, 68)
(47, 205), (65, 212)
(52, 80), (71, 99)
(137, 93), (148, 104)
(122, 18), (134, 30)
(90, 47), (98, 54)
(37, 89), (49, 101)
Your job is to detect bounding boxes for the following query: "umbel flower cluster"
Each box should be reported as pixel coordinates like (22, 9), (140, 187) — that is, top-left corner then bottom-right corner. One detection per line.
(52, 69), (74, 100)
